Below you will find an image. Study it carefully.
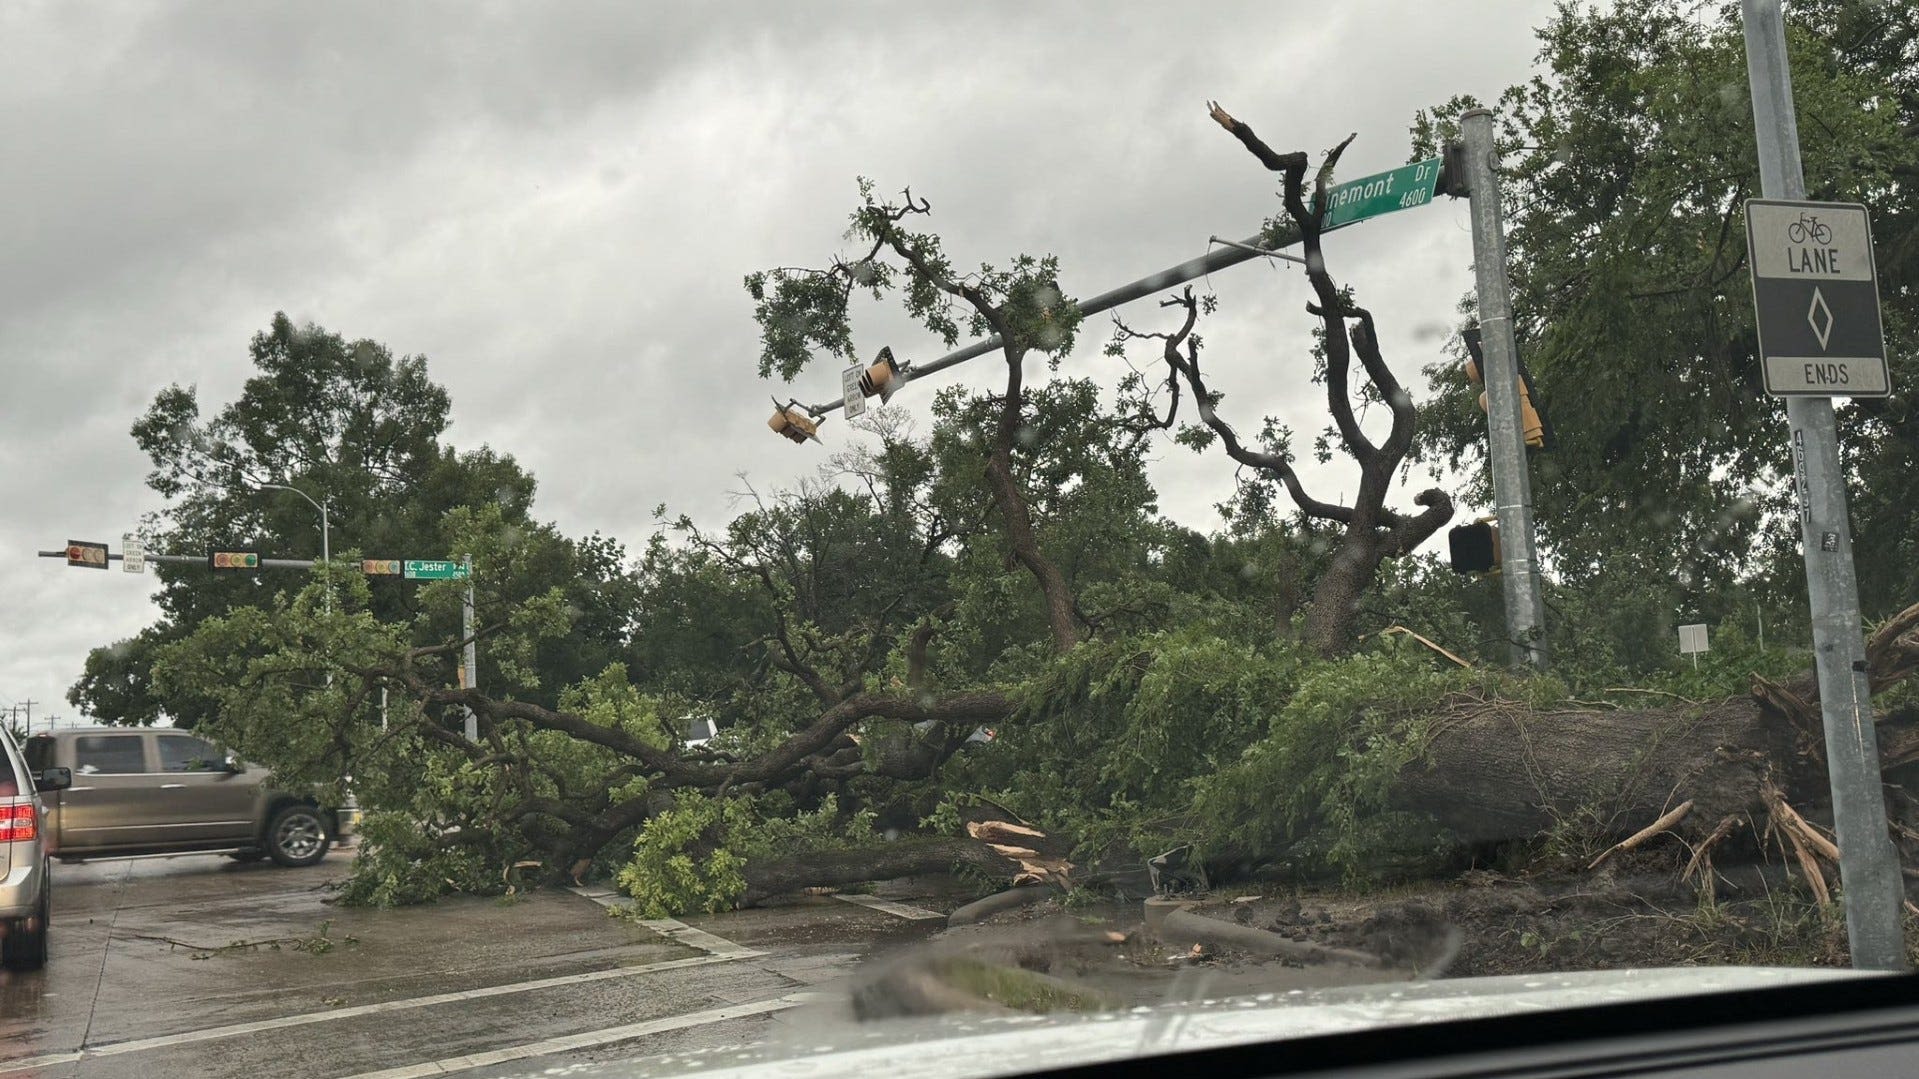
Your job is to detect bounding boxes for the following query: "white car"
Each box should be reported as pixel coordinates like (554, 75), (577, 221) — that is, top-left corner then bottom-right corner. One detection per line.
(0, 724), (72, 970)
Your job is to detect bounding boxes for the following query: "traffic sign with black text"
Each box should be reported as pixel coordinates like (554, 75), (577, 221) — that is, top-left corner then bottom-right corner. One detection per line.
(1745, 199), (1889, 397)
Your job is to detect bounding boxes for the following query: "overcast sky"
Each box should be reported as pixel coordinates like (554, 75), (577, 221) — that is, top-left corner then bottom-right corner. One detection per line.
(0, 0), (1558, 726)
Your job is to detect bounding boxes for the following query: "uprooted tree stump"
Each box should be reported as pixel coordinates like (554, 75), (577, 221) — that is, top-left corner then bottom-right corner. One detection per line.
(1392, 601), (1919, 896)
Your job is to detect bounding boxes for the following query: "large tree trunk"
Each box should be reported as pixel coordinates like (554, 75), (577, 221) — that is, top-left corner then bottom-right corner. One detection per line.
(740, 837), (1029, 906)
(1395, 602), (1919, 857)
(1394, 695), (1810, 844)
(1302, 536), (1381, 658)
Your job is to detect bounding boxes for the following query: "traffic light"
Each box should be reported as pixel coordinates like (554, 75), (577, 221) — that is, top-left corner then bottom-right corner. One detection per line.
(767, 401), (823, 444)
(362, 559), (402, 575)
(1448, 520), (1500, 575)
(1461, 324), (1550, 450)
(65, 540), (109, 570)
(858, 347), (903, 403)
(208, 549), (261, 570)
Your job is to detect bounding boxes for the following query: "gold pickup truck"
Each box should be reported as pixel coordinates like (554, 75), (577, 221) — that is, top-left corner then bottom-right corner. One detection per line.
(22, 726), (359, 867)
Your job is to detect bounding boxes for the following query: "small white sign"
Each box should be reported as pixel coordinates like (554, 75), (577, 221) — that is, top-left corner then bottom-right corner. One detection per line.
(122, 533), (145, 574)
(1678, 623), (1709, 655)
(841, 365), (866, 419)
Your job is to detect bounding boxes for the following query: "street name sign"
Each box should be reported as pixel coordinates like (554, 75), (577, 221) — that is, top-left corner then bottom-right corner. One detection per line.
(122, 533), (145, 574)
(404, 560), (469, 580)
(1745, 199), (1889, 397)
(841, 364), (866, 419)
(1316, 157), (1443, 231)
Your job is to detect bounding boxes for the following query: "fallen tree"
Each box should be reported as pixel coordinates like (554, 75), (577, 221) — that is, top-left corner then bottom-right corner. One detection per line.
(1391, 601), (1919, 895)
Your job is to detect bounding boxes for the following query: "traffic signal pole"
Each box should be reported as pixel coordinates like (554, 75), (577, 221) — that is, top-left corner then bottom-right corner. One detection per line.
(462, 553), (477, 742)
(802, 229), (1293, 417)
(1742, 0), (1904, 971)
(1460, 109), (1549, 671)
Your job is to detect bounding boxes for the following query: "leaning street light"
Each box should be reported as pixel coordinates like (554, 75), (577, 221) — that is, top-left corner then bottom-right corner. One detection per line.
(253, 481), (331, 613)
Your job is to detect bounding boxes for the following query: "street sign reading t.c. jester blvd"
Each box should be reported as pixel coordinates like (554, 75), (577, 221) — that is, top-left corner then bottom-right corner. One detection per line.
(1745, 199), (1889, 397)
(1314, 157), (1444, 231)
(403, 560), (469, 580)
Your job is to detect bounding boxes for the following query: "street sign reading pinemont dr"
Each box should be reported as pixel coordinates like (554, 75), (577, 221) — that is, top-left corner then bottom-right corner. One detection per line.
(403, 560), (469, 580)
(1315, 157), (1444, 230)
(1745, 199), (1889, 397)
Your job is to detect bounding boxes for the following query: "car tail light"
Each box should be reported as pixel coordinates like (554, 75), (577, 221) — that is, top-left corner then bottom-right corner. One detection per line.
(0, 802), (36, 842)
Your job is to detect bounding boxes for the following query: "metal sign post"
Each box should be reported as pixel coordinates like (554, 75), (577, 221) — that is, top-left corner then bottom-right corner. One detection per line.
(461, 554), (478, 742)
(1460, 108), (1549, 670)
(1742, 0), (1904, 970)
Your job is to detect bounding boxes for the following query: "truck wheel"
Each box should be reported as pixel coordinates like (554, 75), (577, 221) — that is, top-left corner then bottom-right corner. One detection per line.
(2, 876), (49, 971)
(265, 804), (332, 868)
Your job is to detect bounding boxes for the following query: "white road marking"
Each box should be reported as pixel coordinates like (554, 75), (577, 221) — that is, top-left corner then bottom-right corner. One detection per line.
(0, 953), (750, 1076)
(569, 885), (760, 958)
(833, 894), (945, 921)
(0, 1052), (82, 1073)
(635, 917), (760, 958)
(339, 994), (809, 1079)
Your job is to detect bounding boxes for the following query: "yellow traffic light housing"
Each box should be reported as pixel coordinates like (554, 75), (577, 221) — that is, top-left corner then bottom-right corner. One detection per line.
(208, 549), (261, 570)
(858, 346), (902, 403)
(767, 400), (823, 444)
(1461, 325), (1550, 450)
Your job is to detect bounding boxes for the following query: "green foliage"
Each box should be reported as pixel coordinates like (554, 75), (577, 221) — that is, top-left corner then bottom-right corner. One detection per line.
(616, 792), (878, 917)
(1410, 0), (1918, 616)
(1194, 645), (1543, 876)
(937, 627), (1306, 861)
(79, 312), (638, 724)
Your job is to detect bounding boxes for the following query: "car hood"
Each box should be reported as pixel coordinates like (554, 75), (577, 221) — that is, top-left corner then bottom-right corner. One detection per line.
(576, 966), (1876, 1079)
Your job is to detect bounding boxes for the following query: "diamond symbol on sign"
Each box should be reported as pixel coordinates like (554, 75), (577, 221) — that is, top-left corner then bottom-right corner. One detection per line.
(1807, 287), (1834, 350)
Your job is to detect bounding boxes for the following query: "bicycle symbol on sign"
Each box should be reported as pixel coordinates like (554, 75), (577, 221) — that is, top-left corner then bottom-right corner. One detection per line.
(1787, 212), (1833, 245)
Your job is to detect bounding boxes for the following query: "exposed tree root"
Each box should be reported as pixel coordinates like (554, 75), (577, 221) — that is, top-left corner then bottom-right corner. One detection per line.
(1589, 800), (1693, 869)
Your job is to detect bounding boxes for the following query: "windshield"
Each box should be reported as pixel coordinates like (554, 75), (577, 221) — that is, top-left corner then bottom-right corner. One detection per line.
(2, 1), (1916, 1076)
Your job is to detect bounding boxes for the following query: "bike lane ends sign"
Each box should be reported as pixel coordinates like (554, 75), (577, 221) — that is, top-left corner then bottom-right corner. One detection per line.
(1744, 199), (1889, 397)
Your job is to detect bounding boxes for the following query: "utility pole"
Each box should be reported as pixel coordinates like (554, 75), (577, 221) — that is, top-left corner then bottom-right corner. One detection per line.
(1460, 108), (1549, 670)
(461, 554), (477, 742)
(1742, 0), (1904, 971)
(20, 699), (35, 734)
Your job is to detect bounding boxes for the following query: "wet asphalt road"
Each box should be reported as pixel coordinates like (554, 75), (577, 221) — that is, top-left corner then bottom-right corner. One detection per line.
(0, 851), (953, 1079)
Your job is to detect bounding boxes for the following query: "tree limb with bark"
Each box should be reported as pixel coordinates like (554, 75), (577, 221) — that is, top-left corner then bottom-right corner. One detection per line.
(1111, 104), (1454, 657)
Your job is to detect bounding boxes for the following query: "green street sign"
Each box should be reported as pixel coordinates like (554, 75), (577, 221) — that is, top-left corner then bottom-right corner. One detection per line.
(1315, 157), (1443, 231)
(403, 560), (469, 580)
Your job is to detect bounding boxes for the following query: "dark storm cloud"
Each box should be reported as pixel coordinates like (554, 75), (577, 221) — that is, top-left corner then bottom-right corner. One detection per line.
(0, 0), (1551, 718)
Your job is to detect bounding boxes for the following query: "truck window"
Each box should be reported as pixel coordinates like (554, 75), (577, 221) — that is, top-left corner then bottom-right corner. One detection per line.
(23, 735), (53, 773)
(158, 735), (225, 772)
(74, 735), (148, 775)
